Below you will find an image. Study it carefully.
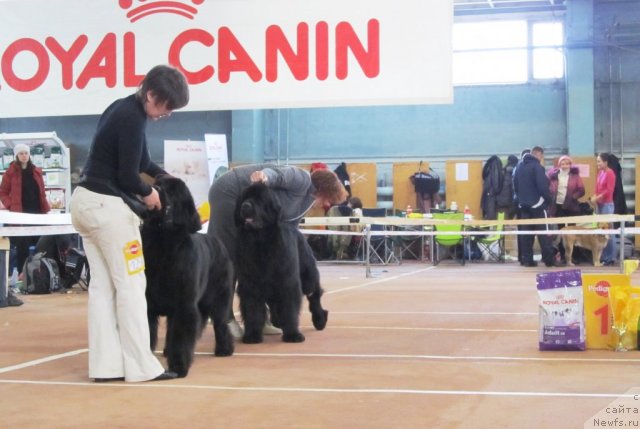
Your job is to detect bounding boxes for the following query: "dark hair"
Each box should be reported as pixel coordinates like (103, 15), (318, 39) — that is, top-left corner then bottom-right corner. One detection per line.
(531, 146), (544, 155)
(311, 169), (349, 205)
(597, 152), (610, 165)
(348, 197), (363, 209)
(137, 65), (189, 110)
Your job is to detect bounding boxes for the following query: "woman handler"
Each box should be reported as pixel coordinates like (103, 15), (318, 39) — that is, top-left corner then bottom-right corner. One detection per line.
(70, 65), (189, 382)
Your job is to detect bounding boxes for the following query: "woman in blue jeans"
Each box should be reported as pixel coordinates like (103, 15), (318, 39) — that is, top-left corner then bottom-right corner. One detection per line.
(591, 153), (617, 265)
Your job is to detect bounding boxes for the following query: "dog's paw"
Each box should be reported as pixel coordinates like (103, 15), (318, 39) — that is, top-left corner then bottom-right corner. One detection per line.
(312, 309), (329, 330)
(215, 343), (234, 357)
(169, 365), (188, 378)
(282, 331), (305, 343)
(242, 333), (264, 344)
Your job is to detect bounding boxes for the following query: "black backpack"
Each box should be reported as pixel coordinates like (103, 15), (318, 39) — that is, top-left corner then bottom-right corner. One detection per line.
(23, 252), (62, 294)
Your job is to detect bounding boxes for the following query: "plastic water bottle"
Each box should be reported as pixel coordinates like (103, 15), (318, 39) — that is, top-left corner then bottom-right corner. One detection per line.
(406, 205), (413, 217)
(9, 267), (18, 288)
(464, 204), (471, 220)
(28, 245), (36, 256)
(9, 267), (18, 286)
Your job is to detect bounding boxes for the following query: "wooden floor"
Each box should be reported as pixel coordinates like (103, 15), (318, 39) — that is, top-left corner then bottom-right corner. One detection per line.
(1, 261), (639, 429)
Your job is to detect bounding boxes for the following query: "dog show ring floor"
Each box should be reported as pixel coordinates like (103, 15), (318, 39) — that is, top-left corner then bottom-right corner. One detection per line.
(1, 261), (640, 429)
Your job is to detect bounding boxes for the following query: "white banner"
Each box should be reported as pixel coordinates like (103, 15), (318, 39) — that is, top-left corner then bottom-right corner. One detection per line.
(0, 0), (453, 117)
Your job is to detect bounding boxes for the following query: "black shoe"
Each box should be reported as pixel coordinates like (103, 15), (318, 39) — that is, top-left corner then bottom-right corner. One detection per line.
(545, 261), (563, 268)
(602, 260), (616, 266)
(521, 261), (538, 267)
(7, 291), (23, 307)
(93, 377), (125, 383)
(149, 370), (178, 381)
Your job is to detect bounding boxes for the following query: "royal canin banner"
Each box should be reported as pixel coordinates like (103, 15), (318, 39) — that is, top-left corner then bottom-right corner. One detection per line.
(0, 0), (453, 117)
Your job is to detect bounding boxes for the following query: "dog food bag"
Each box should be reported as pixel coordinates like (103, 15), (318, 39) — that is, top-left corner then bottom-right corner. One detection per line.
(537, 269), (585, 351)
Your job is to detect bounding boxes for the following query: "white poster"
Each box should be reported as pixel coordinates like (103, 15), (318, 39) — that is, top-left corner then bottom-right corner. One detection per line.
(455, 163), (469, 181)
(204, 134), (229, 184)
(164, 140), (210, 208)
(0, 0), (453, 117)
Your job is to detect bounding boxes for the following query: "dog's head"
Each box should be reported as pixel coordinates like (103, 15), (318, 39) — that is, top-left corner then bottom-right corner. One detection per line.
(234, 182), (282, 230)
(143, 175), (201, 234)
(596, 222), (611, 244)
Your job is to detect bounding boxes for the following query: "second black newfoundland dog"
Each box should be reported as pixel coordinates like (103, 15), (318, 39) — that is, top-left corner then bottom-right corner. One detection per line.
(142, 175), (234, 377)
(235, 182), (329, 344)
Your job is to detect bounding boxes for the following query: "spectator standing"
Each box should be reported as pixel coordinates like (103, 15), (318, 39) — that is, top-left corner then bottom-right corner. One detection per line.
(513, 146), (556, 267)
(547, 155), (585, 264)
(591, 152), (617, 265)
(0, 144), (50, 276)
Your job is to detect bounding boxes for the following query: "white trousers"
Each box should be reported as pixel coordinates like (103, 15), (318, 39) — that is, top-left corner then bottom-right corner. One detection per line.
(70, 187), (164, 382)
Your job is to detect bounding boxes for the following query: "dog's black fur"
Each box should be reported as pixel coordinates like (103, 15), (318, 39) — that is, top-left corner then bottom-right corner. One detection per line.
(234, 182), (328, 344)
(142, 175), (234, 377)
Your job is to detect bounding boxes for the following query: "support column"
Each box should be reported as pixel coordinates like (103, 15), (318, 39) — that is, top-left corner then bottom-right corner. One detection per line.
(565, 0), (595, 156)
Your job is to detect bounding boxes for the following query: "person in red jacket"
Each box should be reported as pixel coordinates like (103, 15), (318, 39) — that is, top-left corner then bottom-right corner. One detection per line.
(591, 152), (617, 265)
(0, 143), (50, 275)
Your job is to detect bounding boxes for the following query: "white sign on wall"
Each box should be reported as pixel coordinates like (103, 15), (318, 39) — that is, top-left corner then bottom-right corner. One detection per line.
(204, 134), (229, 185)
(164, 139), (210, 208)
(0, 0), (453, 117)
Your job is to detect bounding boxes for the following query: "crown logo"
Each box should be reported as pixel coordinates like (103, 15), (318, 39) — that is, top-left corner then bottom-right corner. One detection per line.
(118, 0), (205, 23)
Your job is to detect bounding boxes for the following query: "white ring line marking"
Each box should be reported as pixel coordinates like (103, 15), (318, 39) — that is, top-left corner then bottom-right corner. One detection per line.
(323, 326), (536, 332)
(326, 266), (437, 295)
(330, 311), (537, 316)
(0, 349), (88, 374)
(0, 379), (633, 399)
(216, 352), (640, 364)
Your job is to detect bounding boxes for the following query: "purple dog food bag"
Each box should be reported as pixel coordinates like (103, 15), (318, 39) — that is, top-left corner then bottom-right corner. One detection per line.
(537, 269), (585, 351)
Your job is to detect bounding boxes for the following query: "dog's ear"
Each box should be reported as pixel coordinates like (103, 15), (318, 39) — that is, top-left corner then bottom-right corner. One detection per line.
(259, 184), (283, 223)
(167, 178), (202, 234)
(234, 188), (248, 227)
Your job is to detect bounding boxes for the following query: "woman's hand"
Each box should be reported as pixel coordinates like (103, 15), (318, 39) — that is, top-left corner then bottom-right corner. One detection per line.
(250, 170), (268, 183)
(143, 187), (162, 210)
(589, 194), (598, 205)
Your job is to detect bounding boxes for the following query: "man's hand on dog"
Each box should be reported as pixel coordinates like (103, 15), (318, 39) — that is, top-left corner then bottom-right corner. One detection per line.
(250, 171), (268, 184)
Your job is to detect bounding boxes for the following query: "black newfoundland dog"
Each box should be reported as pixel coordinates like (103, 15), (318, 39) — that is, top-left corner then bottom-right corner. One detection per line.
(234, 182), (328, 344)
(142, 175), (234, 377)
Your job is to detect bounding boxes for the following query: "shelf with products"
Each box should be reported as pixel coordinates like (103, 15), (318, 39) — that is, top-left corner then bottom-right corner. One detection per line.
(0, 132), (72, 213)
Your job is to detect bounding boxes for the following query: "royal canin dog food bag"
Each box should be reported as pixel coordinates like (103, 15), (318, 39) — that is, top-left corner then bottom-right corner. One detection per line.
(537, 269), (585, 351)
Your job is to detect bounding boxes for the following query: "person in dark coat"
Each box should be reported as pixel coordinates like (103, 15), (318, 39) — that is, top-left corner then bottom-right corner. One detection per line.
(496, 154), (518, 219)
(481, 155), (504, 220)
(513, 146), (556, 267)
(513, 149), (530, 264)
(606, 153), (627, 221)
(333, 162), (351, 198)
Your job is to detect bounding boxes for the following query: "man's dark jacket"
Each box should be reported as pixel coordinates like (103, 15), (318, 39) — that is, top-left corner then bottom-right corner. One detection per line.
(513, 154), (551, 209)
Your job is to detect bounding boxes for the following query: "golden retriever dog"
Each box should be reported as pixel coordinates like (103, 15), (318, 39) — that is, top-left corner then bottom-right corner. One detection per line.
(562, 222), (610, 267)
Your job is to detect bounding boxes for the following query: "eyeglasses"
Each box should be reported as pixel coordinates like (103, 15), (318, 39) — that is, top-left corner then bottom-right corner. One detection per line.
(146, 98), (173, 120)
